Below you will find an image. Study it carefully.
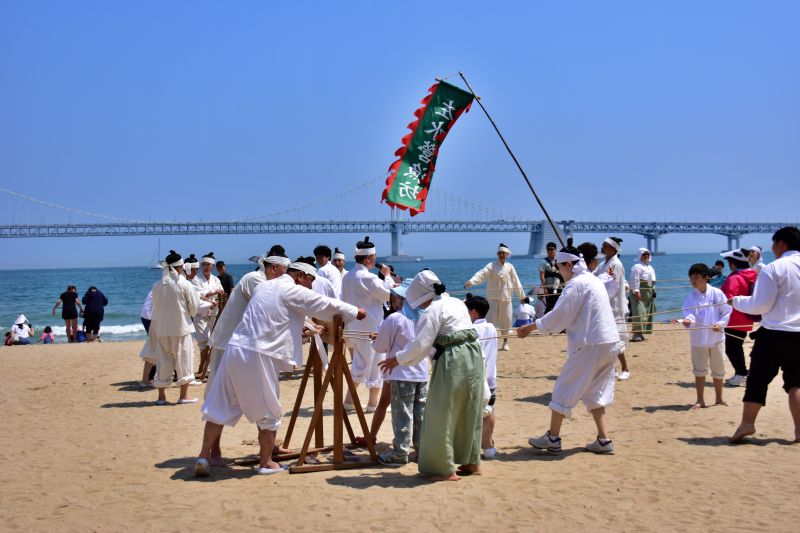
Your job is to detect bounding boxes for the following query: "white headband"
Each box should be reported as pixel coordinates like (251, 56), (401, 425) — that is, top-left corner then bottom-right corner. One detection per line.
(497, 246), (511, 254)
(201, 257), (215, 265)
(749, 246), (762, 254)
(169, 258), (184, 268)
(555, 251), (581, 264)
(265, 255), (291, 267)
(355, 246), (376, 257)
(332, 251), (345, 260)
(604, 238), (621, 252)
(289, 262), (317, 278)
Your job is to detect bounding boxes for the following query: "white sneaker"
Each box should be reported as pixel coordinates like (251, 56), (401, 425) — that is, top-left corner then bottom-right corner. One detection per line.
(528, 431), (562, 452)
(500, 345), (510, 352)
(189, 380), (203, 386)
(343, 402), (356, 412)
(617, 371), (631, 381)
(726, 374), (747, 386)
(586, 438), (615, 455)
(483, 447), (497, 459)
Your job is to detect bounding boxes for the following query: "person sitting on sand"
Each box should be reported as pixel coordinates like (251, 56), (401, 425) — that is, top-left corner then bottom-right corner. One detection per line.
(518, 239), (622, 455)
(677, 263), (731, 410)
(729, 226), (800, 443)
(379, 270), (484, 481)
(10, 315), (34, 345)
(40, 325), (55, 344)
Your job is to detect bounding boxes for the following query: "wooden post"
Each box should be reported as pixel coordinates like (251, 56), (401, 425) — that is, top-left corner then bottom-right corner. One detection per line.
(289, 315), (379, 473)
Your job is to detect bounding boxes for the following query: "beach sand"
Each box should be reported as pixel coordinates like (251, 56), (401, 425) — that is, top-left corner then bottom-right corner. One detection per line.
(1, 332), (797, 532)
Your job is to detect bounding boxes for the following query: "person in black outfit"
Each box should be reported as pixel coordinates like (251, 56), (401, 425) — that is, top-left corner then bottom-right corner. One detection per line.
(82, 286), (109, 342)
(52, 285), (83, 343)
(216, 261), (235, 296)
(539, 242), (564, 314)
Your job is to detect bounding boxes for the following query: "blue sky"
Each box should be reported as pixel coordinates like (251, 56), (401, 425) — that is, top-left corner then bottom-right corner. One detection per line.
(1, 1), (798, 268)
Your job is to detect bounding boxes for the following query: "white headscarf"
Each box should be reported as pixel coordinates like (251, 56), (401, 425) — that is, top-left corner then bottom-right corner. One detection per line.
(162, 257), (185, 283)
(14, 314), (26, 326)
(637, 248), (651, 263)
(405, 270), (443, 309)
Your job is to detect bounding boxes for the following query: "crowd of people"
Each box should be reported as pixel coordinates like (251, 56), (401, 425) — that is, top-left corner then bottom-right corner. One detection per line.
(132, 225), (798, 482)
(5, 285), (108, 346)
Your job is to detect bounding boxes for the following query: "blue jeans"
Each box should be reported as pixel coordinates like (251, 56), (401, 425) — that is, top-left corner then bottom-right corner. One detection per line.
(390, 380), (428, 457)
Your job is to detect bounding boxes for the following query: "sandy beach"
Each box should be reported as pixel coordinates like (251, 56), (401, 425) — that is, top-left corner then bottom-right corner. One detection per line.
(1, 331), (797, 533)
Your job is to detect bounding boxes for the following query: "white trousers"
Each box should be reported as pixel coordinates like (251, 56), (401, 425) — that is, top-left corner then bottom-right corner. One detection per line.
(346, 337), (385, 389)
(614, 310), (629, 344)
(202, 345), (283, 431)
(193, 313), (216, 350)
(691, 342), (726, 379)
(153, 334), (195, 388)
(487, 299), (513, 337)
(204, 347), (225, 400)
(550, 342), (618, 418)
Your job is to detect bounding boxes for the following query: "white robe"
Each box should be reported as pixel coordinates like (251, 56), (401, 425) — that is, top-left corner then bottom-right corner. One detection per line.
(396, 295), (475, 366)
(202, 274), (359, 431)
(467, 261), (525, 334)
(341, 263), (392, 387)
(191, 271), (223, 349)
(316, 262), (342, 299)
(594, 254), (629, 342)
(630, 262), (656, 294)
(535, 270), (622, 418)
(140, 270), (199, 388)
(205, 269), (268, 398)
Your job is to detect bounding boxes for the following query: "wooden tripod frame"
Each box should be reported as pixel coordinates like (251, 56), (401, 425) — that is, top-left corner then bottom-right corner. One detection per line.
(281, 315), (378, 473)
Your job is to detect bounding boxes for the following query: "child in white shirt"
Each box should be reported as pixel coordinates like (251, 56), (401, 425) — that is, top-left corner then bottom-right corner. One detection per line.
(373, 285), (430, 466)
(678, 263), (732, 409)
(466, 295), (499, 459)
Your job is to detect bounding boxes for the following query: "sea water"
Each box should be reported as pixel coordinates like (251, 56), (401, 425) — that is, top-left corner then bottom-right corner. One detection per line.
(0, 253), (757, 342)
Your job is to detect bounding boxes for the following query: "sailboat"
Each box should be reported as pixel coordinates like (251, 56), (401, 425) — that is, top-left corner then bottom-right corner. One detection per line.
(148, 238), (164, 270)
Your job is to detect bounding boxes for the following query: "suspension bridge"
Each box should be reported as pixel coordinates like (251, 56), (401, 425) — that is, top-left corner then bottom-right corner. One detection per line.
(0, 182), (794, 259)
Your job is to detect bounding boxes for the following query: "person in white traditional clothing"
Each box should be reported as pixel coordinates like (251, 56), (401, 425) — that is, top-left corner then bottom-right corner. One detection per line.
(593, 237), (632, 380)
(729, 227), (800, 443)
(314, 244), (343, 298)
(332, 247), (348, 278)
(379, 270), (484, 481)
(140, 250), (201, 406)
(195, 260), (365, 476)
(464, 243), (525, 352)
(341, 236), (394, 412)
(677, 263), (731, 410)
(748, 245), (764, 274)
(465, 295), (499, 460)
(203, 245), (289, 466)
(518, 239), (622, 455)
(192, 252), (225, 381)
(183, 254), (198, 280)
(630, 248), (657, 342)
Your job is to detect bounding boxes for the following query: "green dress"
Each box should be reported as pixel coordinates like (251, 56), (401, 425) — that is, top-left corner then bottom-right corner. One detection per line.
(418, 328), (485, 476)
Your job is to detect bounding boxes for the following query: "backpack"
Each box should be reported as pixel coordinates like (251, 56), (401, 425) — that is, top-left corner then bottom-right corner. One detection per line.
(76, 330), (87, 343)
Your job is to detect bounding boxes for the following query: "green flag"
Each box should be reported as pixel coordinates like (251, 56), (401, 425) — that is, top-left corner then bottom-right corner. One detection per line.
(382, 81), (474, 215)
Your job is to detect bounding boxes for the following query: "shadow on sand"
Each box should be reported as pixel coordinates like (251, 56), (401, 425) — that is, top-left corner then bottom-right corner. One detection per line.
(514, 392), (552, 406)
(678, 436), (797, 447)
(632, 404), (691, 413)
(154, 456), (274, 482)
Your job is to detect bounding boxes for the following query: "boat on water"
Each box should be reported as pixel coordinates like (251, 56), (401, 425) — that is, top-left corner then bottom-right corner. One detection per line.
(148, 238), (163, 269)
